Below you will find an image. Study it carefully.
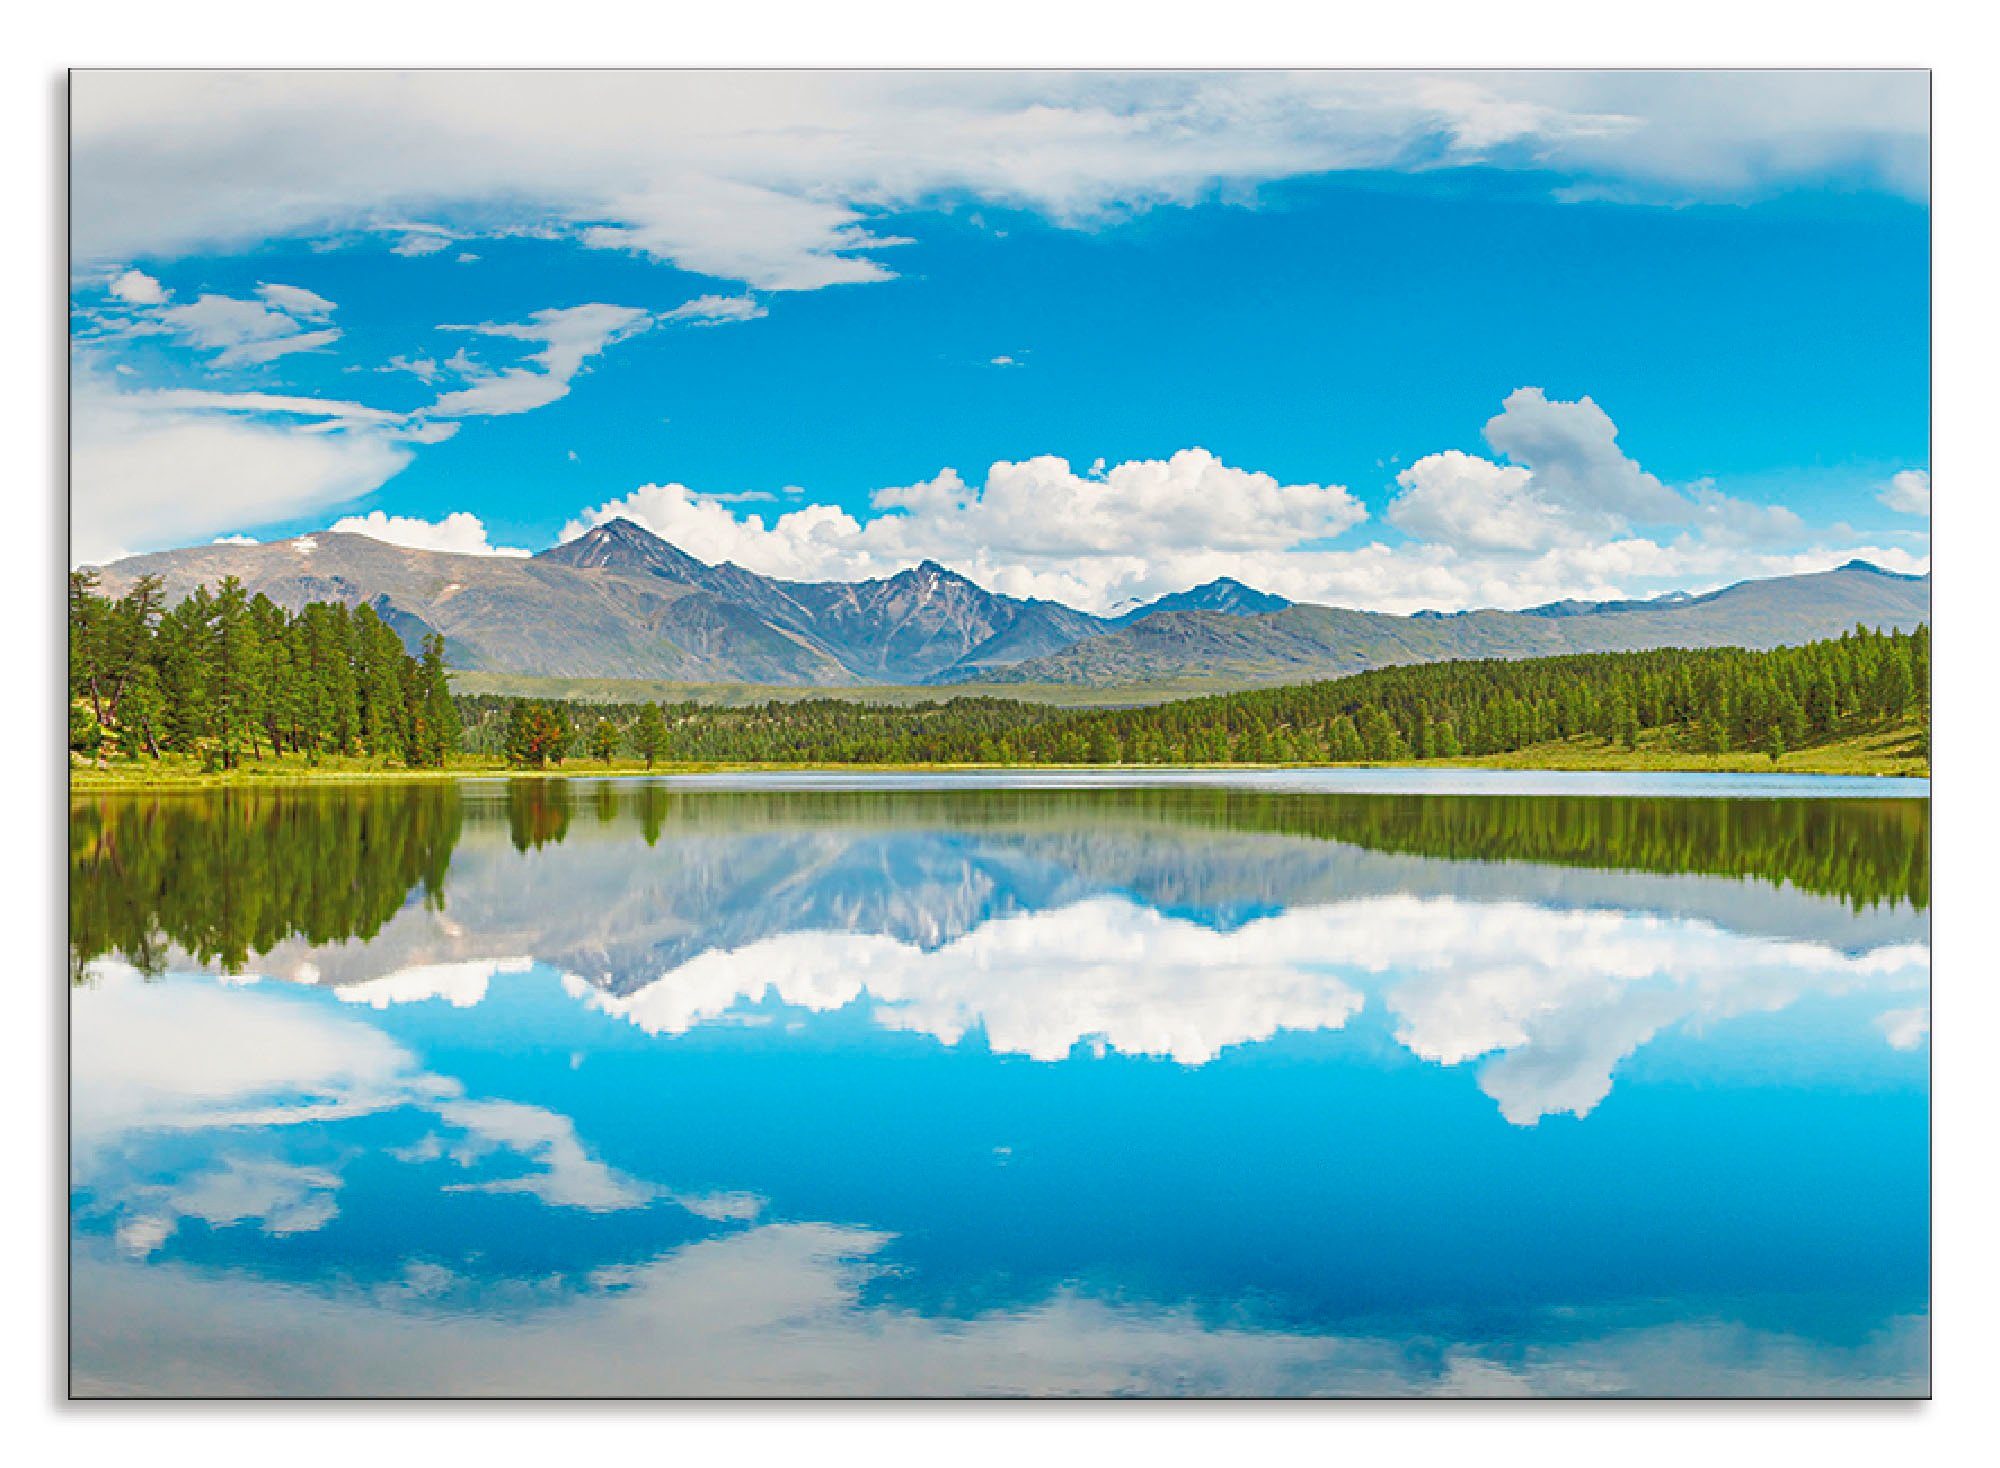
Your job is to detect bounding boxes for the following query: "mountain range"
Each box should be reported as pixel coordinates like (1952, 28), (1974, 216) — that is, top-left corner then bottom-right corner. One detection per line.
(90, 519), (1930, 690)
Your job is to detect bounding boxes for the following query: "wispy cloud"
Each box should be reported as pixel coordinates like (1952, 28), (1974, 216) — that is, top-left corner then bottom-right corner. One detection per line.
(430, 304), (652, 417)
(70, 72), (1929, 293)
(661, 294), (766, 327)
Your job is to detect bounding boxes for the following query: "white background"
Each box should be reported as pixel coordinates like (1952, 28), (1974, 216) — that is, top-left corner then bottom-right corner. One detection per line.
(4, 3), (1991, 1460)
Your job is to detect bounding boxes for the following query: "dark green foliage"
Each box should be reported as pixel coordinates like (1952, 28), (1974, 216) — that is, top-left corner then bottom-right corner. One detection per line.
(456, 624), (1929, 769)
(73, 581), (1929, 776)
(503, 701), (570, 767)
(68, 582), (456, 768)
(630, 702), (669, 768)
(68, 784), (463, 979)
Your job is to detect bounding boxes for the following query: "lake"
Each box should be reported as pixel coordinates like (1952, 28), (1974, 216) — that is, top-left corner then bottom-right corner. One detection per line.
(68, 772), (1931, 1397)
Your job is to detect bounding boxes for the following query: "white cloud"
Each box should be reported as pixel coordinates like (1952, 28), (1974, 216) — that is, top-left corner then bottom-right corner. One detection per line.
(257, 281), (336, 317)
(1880, 469), (1930, 516)
(1377, 387), (1839, 596)
(557, 416), (1926, 615)
(567, 898), (1367, 1066)
(1390, 387), (1686, 555)
(563, 448), (1367, 611)
(566, 893), (1926, 1120)
(661, 294), (766, 327)
(429, 303), (652, 417)
(139, 387), (404, 425)
(108, 267), (168, 305)
(216, 325), (343, 366)
(334, 960), (530, 1010)
(1688, 482), (1808, 545)
(69, 966), (446, 1158)
(436, 1098), (656, 1211)
(1481, 386), (1684, 522)
(162, 1157), (343, 1241)
(1875, 1005), (1930, 1050)
(73, 1222), (1929, 1397)
(210, 533), (258, 546)
(73, 966), (650, 1230)
(1388, 451), (1562, 553)
(71, 372), (416, 565)
(326, 510), (531, 558)
(381, 354), (441, 383)
(69, 72), (1928, 295)
(152, 289), (343, 366)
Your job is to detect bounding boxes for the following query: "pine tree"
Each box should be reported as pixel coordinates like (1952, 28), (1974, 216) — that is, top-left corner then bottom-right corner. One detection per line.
(630, 703), (669, 768)
(504, 701), (568, 767)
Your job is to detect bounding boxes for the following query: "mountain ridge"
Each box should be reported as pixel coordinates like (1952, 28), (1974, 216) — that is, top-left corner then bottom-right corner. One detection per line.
(958, 561), (1931, 688)
(89, 521), (1929, 690)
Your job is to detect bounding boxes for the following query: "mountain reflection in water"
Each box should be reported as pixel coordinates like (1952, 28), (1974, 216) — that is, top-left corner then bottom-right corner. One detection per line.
(69, 778), (1930, 1397)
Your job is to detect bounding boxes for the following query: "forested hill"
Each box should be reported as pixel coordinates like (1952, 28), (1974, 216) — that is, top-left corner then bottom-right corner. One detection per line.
(956, 560), (1930, 688)
(461, 624), (1928, 771)
(69, 569), (1928, 778)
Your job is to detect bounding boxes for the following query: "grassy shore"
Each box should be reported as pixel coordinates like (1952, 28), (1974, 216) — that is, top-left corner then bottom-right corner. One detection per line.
(1462, 720), (1929, 778)
(68, 719), (1928, 791)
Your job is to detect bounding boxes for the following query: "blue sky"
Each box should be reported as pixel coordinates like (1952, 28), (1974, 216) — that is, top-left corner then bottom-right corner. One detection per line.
(70, 71), (1931, 612)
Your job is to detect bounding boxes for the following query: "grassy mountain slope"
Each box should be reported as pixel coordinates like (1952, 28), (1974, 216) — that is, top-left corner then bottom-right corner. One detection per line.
(958, 562), (1929, 688)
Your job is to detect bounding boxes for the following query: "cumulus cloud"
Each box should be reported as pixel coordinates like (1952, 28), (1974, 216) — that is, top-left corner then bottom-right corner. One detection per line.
(1386, 390), (1812, 562)
(555, 419), (1924, 615)
(661, 294), (767, 327)
(1390, 388), (1681, 553)
(568, 898), (1368, 1066)
(1481, 387), (1683, 522)
(69, 72), (1928, 294)
(326, 510), (531, 558)
(1880, 469), (1930, 516)
(429, 303), (652, 417)
(560, 892), (1927, 1127)
(1387, 451), (1558, 553)
(563, 448), (1367, 612)
(108, 267), (168, 305)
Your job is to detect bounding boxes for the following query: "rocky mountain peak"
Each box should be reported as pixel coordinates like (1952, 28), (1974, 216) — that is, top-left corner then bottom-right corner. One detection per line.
(537, 518), (710, 580)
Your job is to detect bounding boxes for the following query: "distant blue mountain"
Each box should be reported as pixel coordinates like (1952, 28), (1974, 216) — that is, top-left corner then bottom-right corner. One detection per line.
(1111, 577), (1291, 625)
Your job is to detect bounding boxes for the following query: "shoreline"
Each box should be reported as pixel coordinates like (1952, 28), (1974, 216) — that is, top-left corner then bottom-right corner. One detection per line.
(68, 744), (1931, 794)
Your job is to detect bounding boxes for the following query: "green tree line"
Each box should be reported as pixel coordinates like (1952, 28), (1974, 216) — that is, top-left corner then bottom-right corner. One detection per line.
(71, 581), (1926, 772)
(458, 624), (1928, 768)
(69, 571), (460, 769)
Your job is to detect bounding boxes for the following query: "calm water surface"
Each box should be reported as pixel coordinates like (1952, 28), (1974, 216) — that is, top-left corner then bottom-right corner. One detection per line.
(68, 775), (1930, 1397)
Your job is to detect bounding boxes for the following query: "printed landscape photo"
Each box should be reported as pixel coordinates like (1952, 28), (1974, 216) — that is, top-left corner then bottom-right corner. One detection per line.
(67, 69), (1930, 1398)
